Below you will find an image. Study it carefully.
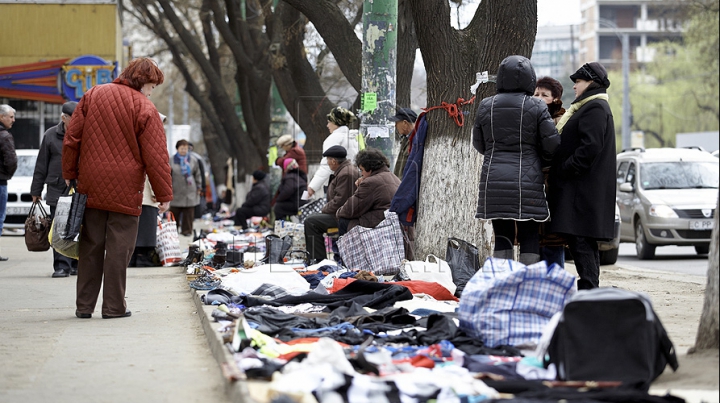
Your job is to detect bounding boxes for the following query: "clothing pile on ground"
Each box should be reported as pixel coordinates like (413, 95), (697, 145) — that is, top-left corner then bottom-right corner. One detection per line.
(180, 228), (683, 403)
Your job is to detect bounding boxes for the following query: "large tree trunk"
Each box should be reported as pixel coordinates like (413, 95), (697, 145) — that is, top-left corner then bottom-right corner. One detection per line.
(407, 0), (537, 258)
(693, 195), (719, 351)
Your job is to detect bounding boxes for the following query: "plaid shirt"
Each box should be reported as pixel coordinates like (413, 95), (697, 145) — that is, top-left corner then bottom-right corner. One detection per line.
(250, 283), (291, 299)
(458, 258), (577, 348)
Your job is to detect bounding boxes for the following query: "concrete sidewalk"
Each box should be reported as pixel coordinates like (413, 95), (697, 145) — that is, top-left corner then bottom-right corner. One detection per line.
(0, 234), (230, 403)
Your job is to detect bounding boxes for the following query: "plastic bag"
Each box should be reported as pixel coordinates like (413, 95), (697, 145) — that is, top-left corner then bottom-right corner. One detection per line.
(50, 218), (79, 259)
(156, 213), (182, 266)
(445, 237), (481, 297)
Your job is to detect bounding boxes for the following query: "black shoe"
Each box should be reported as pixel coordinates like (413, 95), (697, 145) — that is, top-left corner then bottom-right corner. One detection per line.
(70, 267), (78, 275)
(75, 310), (92, 319)
(0, 256), (8, 261)
(102, 310), (132, 319)
(52, 270), (70, 278)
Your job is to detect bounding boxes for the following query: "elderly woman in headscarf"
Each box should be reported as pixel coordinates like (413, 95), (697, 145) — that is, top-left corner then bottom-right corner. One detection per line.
(306, 106), (360, 198)
(170, 139), (203, 236)
(273, 158), (308, 219)
(547, 62), (617, 289)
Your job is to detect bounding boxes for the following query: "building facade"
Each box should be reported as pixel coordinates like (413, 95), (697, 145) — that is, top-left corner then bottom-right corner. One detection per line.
(0, 0), (122, 149)
(532, 24), (580, 80)
(578, 0), (685, 68)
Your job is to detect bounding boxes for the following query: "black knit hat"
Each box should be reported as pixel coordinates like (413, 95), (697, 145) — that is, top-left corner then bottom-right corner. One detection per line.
(62, 101), (78, 116)
(569, 62), (611, 88)
(252, 170), (266, 181)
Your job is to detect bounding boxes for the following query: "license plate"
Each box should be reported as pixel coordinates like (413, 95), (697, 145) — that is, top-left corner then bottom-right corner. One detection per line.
(6, 206), (30, 215)
(689, 220), (714, 230)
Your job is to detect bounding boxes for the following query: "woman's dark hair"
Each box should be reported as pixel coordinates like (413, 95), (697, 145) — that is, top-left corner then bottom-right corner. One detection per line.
(117, 57), (164, 91)
(355, 148), (389, 172)
(175, 139), (190, 149)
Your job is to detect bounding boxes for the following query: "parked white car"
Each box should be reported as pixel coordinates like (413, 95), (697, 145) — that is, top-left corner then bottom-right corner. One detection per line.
(616, 147), (718, 259)
(4, 149), (50, 230)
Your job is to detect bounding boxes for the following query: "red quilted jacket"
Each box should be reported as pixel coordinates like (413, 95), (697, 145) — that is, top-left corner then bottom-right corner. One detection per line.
(62, 80), (173, 216)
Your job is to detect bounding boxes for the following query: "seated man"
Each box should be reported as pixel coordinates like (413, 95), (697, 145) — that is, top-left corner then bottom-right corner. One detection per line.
(304, 146), (360, 262)
(234, 170), (271, 229)
(336, 148), (401, 235)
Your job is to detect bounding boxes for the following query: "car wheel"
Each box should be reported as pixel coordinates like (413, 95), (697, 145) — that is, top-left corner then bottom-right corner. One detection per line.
(635, 222), (656, 260)
(599, 248), (619, 265)
(695, 245), (710, 255)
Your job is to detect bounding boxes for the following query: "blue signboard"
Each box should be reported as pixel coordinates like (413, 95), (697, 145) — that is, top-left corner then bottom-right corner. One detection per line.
(62, 55), (118, 102)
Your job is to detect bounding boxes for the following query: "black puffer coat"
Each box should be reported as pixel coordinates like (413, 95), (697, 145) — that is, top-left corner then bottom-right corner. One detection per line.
(472, 55), (560, 221)
(547, 87), (617, 240)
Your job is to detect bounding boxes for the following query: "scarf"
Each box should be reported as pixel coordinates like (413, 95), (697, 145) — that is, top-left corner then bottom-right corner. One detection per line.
(174, 153), (193, 185)
(556, 93), (608, 134)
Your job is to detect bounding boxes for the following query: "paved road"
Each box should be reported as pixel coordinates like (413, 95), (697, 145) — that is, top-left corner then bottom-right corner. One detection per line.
(616, 243), (710, 276)
(0, 234), (230, 403)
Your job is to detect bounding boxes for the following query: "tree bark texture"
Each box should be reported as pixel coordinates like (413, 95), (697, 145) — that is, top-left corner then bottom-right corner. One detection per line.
(407, 0), (537, 258)
(694, 195), (719, 351)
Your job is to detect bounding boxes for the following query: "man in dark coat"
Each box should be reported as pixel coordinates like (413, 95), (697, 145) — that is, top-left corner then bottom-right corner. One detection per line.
(548, 62), (617, 289)
(0, 104), (18, 262)
(31, 101), (79, 277)
(304, 146), (359, 262)
(390, 108), (417, 179)
(234, 170), (271, 229)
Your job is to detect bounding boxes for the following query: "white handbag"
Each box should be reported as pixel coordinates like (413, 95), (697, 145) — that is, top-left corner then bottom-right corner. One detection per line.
(400, 254), (456, 295)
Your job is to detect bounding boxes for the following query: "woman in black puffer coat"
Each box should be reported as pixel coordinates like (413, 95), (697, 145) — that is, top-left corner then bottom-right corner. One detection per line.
(472, 55), (560, 264)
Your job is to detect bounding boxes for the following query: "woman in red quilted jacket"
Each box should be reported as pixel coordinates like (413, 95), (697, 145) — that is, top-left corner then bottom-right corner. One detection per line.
(63, 57), (173, 320)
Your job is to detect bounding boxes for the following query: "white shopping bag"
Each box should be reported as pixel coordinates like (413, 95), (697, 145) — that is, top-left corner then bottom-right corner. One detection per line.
(156, 213), (182, 266)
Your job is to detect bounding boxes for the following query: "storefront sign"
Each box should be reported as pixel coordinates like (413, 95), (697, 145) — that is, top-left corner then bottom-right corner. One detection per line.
(62, 55), (117, 102)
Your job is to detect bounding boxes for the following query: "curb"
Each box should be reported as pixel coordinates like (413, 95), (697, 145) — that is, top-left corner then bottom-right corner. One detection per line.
(190, 287), (260, 403)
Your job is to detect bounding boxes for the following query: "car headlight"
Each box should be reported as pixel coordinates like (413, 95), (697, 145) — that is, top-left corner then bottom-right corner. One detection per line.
(649, 204), (678, 218)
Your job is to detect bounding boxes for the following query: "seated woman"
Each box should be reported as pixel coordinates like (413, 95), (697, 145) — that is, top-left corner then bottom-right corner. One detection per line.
(273, 159), (308, 220)
(336, 148), (401, 235)
(233, 170), (271, 229)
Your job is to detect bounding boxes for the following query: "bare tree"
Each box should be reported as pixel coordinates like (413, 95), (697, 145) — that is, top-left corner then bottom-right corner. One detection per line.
(406, 0), (537, 258)
(692, 196), (719, 351)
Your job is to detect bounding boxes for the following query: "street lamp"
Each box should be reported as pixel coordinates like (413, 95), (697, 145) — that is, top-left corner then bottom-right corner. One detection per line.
(597, 18), (631, 151)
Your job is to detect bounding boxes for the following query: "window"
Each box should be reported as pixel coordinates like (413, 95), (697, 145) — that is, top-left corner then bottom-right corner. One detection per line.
(616, 161), (629, 184)
(640, 162), (719, 190)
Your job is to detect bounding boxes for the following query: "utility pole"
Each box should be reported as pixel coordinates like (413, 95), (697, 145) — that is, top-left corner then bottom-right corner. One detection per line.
(361, 0), (398, 164)
(621, 32), (631, 150)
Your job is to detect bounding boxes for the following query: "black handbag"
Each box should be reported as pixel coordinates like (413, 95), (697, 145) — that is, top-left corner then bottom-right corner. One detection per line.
(24, 201), (52, 252)
(63, 186), (87, 241)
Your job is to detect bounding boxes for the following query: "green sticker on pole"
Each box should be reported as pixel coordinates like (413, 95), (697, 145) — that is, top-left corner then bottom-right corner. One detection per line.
(362, 92), (377, 111)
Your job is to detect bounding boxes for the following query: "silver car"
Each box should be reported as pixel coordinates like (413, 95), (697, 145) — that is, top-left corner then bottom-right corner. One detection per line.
(616, 147), (718, 259)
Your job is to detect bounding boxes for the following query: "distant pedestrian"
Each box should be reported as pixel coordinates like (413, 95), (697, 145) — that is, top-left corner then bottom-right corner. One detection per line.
(169, 139), (202, 236)
(389, 107), (417, 179)
(63, 57), (172, 319)
(187, 142), (207, 218)
(548, 62), (617, 289)
(31, 101), (79, 276)
(233, 170), (271, 229)
(307, 107), (360, 198)
(275, 134), (307, 174)
(0, 104), (17, 261)
(472, 55), (560, 265)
